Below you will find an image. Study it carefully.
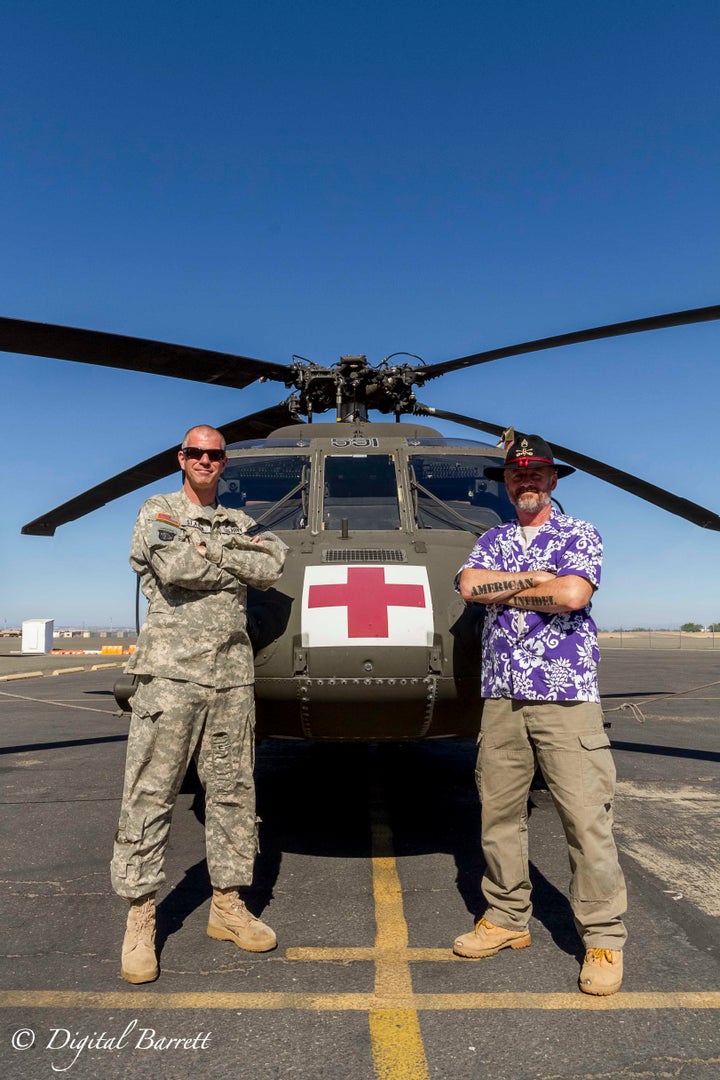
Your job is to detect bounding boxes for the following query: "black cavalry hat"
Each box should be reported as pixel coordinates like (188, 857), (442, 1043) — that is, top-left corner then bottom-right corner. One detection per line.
(484, 434), (576, 481)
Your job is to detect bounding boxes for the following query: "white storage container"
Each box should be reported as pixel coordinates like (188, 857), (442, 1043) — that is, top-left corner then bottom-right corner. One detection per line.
(21, 619), (54, 654)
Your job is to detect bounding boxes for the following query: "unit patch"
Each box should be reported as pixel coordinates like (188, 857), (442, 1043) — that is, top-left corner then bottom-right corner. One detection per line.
(155, 512), (181, 528)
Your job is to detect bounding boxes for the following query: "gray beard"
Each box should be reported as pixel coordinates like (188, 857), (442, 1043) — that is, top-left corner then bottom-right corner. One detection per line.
(514, 491), (551, 514)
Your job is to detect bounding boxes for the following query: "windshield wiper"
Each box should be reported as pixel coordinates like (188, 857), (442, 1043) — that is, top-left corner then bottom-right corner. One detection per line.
(248, 477), (307, 532)
(410, 479), (491, 536)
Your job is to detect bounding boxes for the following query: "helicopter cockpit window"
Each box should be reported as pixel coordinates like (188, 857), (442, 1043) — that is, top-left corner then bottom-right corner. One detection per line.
(218, 455), (308, 531)
(409, 454), (514, 532)
(323, 455), (400, 531)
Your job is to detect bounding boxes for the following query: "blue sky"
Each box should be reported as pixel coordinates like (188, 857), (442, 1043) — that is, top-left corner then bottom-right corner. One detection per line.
(2, 0), (719, 630)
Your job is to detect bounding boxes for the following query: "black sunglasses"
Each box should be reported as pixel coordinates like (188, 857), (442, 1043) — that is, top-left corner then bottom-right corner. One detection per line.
(181, 446), (226, 462)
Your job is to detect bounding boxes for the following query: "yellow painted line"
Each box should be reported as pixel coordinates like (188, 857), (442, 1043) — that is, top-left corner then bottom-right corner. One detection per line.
(370, 1010), (430, 1080)
(287, 947), (377, 961)
(1, 990), (719, 1011)
(418, 992), (720, 1010)
(368, 777), (430, 1080)
(287, 947), (457, 962)
(0, 990), (376, 1010)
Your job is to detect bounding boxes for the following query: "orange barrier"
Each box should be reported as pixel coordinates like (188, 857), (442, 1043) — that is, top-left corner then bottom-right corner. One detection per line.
(50, 645), (136, 656)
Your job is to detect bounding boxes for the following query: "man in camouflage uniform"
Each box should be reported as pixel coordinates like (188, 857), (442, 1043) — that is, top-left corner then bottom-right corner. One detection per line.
(111, 424), (288, 984)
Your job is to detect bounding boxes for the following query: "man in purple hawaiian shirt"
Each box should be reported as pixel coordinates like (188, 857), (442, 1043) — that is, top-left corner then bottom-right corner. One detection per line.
(452, 434), (626, 996)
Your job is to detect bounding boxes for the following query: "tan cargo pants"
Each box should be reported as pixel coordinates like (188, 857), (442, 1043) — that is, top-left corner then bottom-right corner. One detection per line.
(111, 676), (258, 899)
(477, 698), (627, 949)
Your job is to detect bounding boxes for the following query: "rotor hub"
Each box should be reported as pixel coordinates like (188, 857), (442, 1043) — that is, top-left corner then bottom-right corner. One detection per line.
(287, 354), (419, 420)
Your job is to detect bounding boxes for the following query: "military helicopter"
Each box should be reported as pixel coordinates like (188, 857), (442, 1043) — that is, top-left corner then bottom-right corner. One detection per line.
(3, 305), (720, 741)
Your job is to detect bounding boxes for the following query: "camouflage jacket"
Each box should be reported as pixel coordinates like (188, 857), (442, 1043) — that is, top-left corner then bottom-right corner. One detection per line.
(126, 490), (288, 687)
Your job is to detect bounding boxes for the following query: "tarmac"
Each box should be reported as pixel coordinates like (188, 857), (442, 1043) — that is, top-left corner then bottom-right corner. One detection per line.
(0, 647), (718, 1079)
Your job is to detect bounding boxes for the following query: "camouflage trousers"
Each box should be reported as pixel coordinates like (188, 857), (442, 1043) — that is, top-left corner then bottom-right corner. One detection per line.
(111, 676), (258, 899)
(477, 698), (627, 950)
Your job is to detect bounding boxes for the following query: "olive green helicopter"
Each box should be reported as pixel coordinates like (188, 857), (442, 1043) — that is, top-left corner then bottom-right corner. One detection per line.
(3, 305), (719, 740)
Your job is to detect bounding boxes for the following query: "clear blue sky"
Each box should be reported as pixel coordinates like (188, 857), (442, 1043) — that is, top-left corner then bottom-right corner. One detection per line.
(2, 0), (719, 630)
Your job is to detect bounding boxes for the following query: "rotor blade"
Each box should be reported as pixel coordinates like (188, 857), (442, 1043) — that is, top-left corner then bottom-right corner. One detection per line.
(0, 317), (290, 388)
(415, 404), (720, 531)
(415, 304), (720, 382)
(22, 403), (301, 536)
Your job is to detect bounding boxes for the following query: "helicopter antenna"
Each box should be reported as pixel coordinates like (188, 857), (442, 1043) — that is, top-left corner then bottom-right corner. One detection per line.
(381, 351), (426, 367)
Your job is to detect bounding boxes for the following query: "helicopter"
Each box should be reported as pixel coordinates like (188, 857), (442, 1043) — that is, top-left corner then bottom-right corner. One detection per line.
(3, 305), (720, 741)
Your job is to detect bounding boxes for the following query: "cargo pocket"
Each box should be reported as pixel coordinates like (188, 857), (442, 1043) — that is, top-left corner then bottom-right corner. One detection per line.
(579, 729), (615, 805)
(130, 675), (162, 725)
(125, 690), (164, 772)
(209, 730), (235, 795)
(112, 816), (147, 886)
(477, 731), (532, 803)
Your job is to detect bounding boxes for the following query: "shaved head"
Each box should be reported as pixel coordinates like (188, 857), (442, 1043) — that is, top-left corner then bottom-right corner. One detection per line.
(182, 425), (226, 451)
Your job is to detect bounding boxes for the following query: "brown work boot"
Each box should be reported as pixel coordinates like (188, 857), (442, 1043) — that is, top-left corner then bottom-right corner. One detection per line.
(453, 916), (531, 958)
(579, 948), (623, 995)
(207, 888), (277, 953)
(121, 895), (159, 984)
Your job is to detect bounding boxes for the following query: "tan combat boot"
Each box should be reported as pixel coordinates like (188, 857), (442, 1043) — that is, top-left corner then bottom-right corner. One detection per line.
(207, 888), (277, 952)
(453, 916), (531, 958)
(579, 948), (623, 995)
(121, 894), (159, 984)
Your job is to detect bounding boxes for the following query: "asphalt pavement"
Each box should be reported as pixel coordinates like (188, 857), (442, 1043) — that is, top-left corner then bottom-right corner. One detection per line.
(0, 649), (718, 1079)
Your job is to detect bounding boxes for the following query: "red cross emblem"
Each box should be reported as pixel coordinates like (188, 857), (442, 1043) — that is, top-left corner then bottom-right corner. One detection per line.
(307, 566), (427, 638)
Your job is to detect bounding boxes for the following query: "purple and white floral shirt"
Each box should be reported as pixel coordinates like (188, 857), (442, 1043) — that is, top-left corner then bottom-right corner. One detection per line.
(458, 509), (603, 702)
